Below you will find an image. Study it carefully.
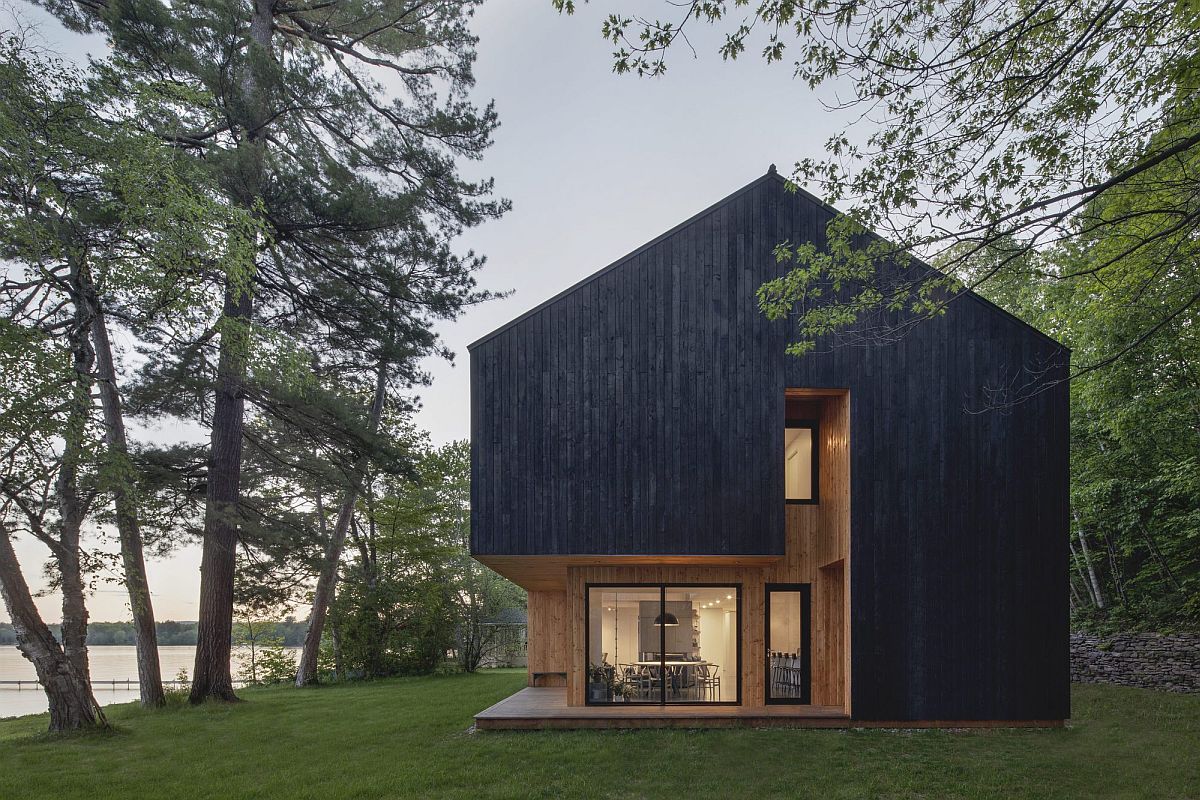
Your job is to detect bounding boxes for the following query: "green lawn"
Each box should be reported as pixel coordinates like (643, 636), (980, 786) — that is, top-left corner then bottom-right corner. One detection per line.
(1, 672), (1196, 799)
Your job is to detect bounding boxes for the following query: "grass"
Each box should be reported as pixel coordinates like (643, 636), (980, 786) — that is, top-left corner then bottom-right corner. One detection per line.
(1, 673), (1197, 799)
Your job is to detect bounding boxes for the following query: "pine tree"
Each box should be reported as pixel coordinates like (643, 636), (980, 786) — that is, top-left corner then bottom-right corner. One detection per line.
(43, 0), (507, 702)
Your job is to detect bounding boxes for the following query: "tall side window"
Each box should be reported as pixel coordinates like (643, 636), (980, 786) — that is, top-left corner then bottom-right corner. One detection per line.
(785, 420), (819, 504)
(765, 584), (811, 703)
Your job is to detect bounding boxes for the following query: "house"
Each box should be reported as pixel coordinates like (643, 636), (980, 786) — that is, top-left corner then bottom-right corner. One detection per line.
(470, 168), (1069, 729)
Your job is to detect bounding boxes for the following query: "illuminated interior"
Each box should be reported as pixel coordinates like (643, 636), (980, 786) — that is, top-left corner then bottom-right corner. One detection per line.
(785, 424), (816, 502)
(587, 586), (738, 704)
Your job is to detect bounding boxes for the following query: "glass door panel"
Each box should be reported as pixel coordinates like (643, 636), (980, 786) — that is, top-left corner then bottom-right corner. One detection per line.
(663, 587), (737, 703)
(766, 585), (811, 703)
(587, 587), (660, 704)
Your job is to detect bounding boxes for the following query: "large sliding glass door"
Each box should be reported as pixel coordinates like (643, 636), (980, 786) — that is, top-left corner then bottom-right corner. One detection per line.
(586, 584), (740, 705)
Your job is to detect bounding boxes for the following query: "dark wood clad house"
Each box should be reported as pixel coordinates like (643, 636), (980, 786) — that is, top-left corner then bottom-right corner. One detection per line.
(470, 169), (1070, 729)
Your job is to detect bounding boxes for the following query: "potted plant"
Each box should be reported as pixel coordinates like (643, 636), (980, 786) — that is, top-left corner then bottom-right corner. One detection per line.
(610, 673), (629, 702)
(587, 661), (614, 702)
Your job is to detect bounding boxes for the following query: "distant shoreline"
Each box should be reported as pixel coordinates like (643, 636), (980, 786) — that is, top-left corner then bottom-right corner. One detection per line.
(1, 619), (309, 648)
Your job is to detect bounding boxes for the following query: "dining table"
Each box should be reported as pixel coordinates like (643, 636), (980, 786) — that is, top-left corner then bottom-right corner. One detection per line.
(630, 660), (711, 698)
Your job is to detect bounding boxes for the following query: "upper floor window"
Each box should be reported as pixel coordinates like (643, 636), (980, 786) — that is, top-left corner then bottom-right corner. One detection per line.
(785, 420), (818, 504)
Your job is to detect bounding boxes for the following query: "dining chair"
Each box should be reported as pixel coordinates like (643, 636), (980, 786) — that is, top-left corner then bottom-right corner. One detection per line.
(696, 663), (721, 701)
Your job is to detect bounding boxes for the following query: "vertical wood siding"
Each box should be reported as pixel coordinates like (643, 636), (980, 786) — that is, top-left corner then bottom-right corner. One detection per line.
(470, 173), (1070, 721)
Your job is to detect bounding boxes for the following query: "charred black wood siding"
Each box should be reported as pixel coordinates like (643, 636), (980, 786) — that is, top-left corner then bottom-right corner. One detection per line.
(470, 173), (1070, 720)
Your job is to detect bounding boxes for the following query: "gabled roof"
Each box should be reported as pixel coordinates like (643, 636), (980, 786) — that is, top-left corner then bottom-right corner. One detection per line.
(469, 168), (1066, 352)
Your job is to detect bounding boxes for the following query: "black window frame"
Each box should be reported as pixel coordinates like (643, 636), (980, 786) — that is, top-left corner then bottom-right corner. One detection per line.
(764, 583), (812, 705)
(785, 419), (820, 505)
(584, 582), (742, 707)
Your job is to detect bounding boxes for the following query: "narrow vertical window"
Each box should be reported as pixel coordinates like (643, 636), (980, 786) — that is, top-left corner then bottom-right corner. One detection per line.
(765, 584), (811, 704)
(785, 420), (819, 504)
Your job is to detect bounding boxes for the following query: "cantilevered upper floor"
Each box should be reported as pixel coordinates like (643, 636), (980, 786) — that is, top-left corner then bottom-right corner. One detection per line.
(469, 169), (1067, 561)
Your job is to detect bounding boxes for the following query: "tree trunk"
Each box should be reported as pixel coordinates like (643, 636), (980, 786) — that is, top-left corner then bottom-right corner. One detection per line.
(1101, 529), (1128, 606)
(296, 364), (388, 686)
(1068, 537), (1096, 608)
(0, 526), (104, 732)
(57, 268), (95, 685)
(1137, 522), (1184, 593)
(190, 0), (273, 706)
(190, 281), (252, 704)
(1072, 510), (1105, 610)
(1068, 577), (1083, 610)
(330, 582), (345, 681)
(90, 305), (165, 707)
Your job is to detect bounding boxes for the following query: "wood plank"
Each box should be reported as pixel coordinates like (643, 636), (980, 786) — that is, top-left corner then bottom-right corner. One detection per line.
(526, 591), (569, 686)
(476, 554), (781, 592)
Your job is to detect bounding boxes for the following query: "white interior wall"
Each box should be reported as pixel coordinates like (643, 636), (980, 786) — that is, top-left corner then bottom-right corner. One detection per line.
(769, 592), (803, 654)
(597, 603), (642, 666)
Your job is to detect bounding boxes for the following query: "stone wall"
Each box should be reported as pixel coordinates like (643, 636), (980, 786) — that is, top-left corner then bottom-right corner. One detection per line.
(1071, 632), (1200, 693)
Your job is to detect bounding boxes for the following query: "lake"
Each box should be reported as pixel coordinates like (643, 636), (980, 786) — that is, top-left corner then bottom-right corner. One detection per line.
(0, 645), (300, 719)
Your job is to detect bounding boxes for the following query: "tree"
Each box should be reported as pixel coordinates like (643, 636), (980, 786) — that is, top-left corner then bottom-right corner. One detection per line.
(556, 0), (1199, 387)
(0, 317), (104, 731)
(955, 121), (1200, 629)
(0, 526), (105, 730)
(413, 441), (522, 672)
(89, 302), (166, 706)
(296, 356), (388, 686)
(232, 613), (297, 685)
(42, 0), (508, 703)
(0, 28), (252, 721)
(1044, 121), (1200, 629)
(354, 441), (524, 675)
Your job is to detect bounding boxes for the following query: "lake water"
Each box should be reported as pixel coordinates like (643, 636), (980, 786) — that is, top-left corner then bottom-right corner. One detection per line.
(0, 645), (299, 719)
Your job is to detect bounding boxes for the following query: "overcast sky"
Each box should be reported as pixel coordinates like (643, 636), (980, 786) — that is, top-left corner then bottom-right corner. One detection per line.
(5, 1), (845, 623)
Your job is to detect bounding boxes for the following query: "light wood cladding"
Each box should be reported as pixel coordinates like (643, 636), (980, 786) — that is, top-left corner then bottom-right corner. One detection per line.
(560, 389), (851, 712)
(813, 561), (846, 705)
(526, 591), (569, 686)
(476, 554), (778, 592)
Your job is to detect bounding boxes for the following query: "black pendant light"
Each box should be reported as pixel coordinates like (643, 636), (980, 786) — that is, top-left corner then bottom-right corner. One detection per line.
(653, 612), (679, 627)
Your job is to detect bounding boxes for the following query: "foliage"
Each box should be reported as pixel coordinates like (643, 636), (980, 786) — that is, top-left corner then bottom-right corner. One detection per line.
(557, 0), (1199, 384)
(328, 440), (525, 678)
(62, 0), (511, 467)
(0, 29), (248, 550)
(252, 645), (299, 687)
(164, 668), (191, 701)
(332, 574), (456, 679)
(371, 440), (525, 672)
(233, 614), (299, 685)
(15, 0), (509, 703)
(238, 641), (296, 687)
(956, 119), (1200, 630)
(3, 678), (1200, 798)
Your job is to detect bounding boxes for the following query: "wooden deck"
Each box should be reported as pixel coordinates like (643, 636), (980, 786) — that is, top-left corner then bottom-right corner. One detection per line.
(473, 687), (850, 730)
